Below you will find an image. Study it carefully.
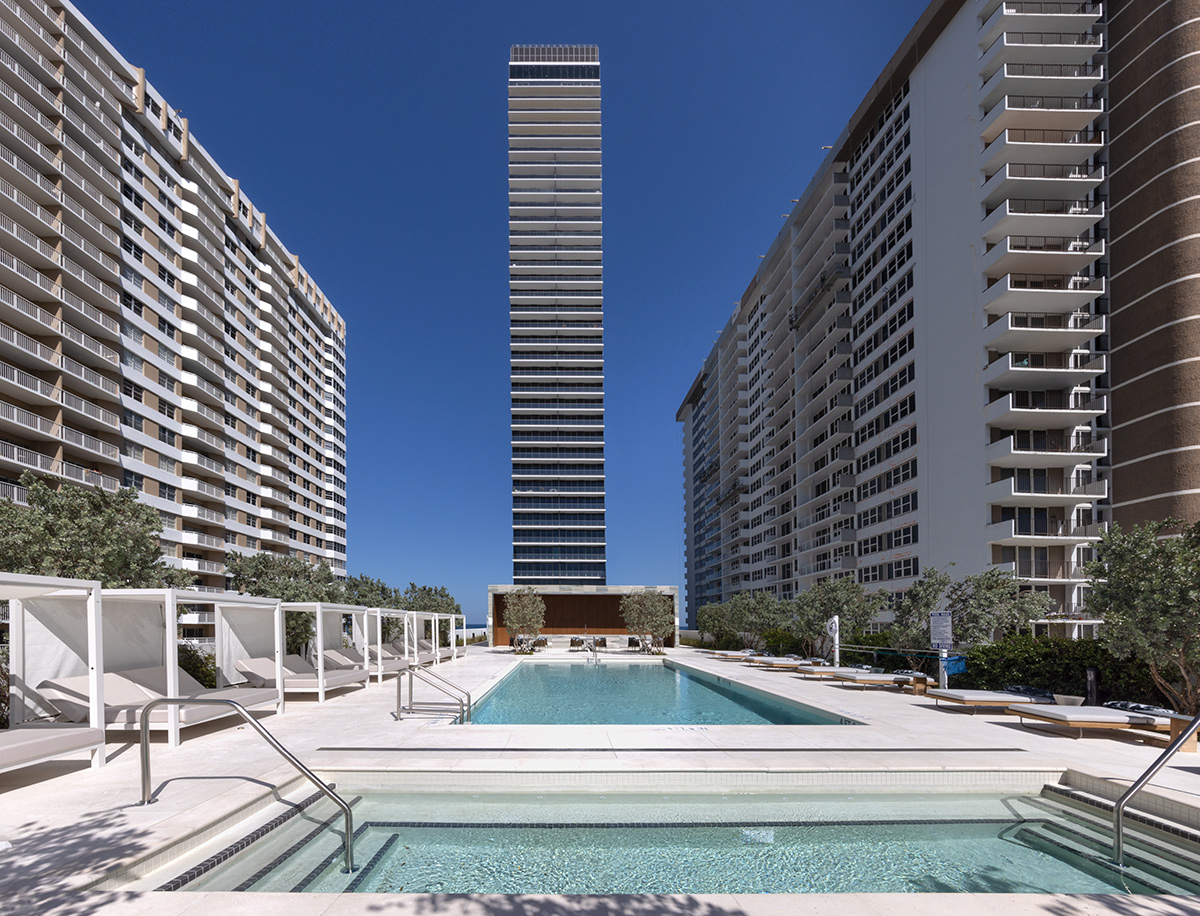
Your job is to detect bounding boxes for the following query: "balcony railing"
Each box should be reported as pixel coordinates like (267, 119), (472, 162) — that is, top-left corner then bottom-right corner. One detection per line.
(985, 32), (1103, 57)
(1000, 61), (1103, 78)
(1001, 162), (1103, 179)
(991, 272), (1103, 291)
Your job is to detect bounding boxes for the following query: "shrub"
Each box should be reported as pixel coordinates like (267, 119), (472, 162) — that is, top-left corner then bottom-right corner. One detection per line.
(177, 642), (217, 689)
(950, 634), (1168, 706)
(0, 643), (8, 729)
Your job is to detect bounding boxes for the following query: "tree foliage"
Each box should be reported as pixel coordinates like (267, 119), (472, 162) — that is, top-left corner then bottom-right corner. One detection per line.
(224, 551), (343, 654)
(888, 566), (952, 663)
(343, 574), (406, 641)
(786, 576), (887, 658)
(620, 590), (676, 653)
(503, 586), (545, 651)
(1087, 518), (1200, 714)
(942, 567), (1053, 646)
(0, 472), (192, 588)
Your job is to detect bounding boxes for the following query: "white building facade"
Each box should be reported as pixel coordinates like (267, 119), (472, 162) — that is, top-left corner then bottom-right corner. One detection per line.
(509, 44), (606, 586)
(679, 0), (1109, 626)
(0, 0), (348, 589)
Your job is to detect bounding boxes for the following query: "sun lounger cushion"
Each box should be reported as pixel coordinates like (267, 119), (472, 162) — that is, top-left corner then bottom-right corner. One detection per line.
(795, 665), (875, 677)
(235, 657), (279, 688)
(36, 672), (152, 723)
(0, 727), (105, 774)
(322, 648), (367, 670)
(927, 688), (1050, 705)
(1011, 705), (1170, 728)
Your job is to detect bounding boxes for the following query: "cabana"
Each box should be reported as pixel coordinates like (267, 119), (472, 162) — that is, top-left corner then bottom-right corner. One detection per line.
(280, 602), (372, 702)
(350, 607), (410, 683)
(14, 586), (284, 748)
(3, 572), (106, 770)
(402, 610), (466, 665)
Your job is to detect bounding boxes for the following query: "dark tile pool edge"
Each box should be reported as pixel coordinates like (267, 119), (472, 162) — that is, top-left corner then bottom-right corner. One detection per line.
(155, 790), (362, 892)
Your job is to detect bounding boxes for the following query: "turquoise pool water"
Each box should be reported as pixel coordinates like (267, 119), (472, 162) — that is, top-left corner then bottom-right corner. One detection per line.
(172, 792), (1190, 894)
(470, 661), (846, 725)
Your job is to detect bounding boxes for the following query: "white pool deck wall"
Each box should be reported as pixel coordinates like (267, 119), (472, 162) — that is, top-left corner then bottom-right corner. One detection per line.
(486, 584), (680, 647)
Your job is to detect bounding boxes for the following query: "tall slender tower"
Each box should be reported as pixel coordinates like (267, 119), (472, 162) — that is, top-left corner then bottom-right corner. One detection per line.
(509, 45), (606, 586)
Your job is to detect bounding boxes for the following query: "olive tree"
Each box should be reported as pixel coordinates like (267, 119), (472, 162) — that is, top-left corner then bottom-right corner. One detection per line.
(620, 590), (676, 653)
(786, 576), (887, 658)
(888, 566), (953, 667)
(225, 552), (344, 654)
(503, 586), (545, 652)
(0, 472), (192, 588)
(696, 600), (735, 646)
(942, 567), (1053, 646)
(1087, 518), (1200, 715)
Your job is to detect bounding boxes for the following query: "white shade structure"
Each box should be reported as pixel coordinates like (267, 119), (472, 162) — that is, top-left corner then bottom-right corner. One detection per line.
(4, 572), (105, 769)
(403, 610), (466, 664)
(351, 607), (407, 683)
(281, 602), (374, 702)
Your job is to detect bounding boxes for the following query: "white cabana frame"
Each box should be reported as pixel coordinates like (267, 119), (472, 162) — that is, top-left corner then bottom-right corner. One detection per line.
(351, 607), (408, 683)
(4, 572), (105, 769)
(403, 610), (466, 664)
(282, 602), (374, 702)
(101, 589), (285, 746)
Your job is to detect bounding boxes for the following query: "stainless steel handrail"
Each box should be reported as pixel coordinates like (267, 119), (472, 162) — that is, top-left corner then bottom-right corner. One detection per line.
(397, 667), (472, 722)
(136, 697), (355, 873)
(1113, 713), (1200, 865)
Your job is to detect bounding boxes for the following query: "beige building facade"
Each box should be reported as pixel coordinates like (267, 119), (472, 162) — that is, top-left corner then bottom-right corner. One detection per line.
(0, 0), (348, 590)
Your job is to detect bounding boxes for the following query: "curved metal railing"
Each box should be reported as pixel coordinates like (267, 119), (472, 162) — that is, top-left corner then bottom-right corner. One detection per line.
(136, 697), (355, 873)
(1113, 713), (1200, 865)
(397, 667), (472, 723)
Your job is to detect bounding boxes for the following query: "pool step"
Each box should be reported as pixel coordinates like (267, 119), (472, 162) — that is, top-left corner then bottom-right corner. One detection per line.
(1014, 790), (1200, 895)
(1043, 784), (1200, 854)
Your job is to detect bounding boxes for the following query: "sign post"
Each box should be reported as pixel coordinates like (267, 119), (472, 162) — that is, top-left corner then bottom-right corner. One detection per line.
(930, 610), (953, 689)
(826, 615), (840, 666)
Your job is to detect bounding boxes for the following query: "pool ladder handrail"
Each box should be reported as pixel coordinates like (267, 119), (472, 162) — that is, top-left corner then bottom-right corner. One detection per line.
(586, 638), (600, 664)
(1113, 712), (1200, 866)
(135, 697), (355, 874)
(397, 666), (472, 722)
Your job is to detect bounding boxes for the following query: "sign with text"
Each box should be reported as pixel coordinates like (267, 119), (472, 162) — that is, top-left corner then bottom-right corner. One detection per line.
(930, 610), (953, 651)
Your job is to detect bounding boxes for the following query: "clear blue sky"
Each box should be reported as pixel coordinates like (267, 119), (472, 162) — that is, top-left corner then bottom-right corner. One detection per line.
(82, 0), (929, 623)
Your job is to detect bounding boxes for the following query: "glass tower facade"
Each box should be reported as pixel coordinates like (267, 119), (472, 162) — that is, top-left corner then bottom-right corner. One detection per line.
(509, 45), (606, 585)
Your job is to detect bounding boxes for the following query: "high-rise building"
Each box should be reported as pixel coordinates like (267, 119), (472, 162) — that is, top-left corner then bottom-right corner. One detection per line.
(0, 0), (348, 589)
(679, 0), (1125, 627)
(509, 44), (606, 586)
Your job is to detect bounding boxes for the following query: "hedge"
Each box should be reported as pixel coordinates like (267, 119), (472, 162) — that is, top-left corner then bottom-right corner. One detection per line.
(950, 634), (1168, 707)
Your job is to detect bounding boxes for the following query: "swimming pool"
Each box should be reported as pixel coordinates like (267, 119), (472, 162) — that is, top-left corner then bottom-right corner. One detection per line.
(161, 790), (1200, 894)
(471, 660), (852, 725)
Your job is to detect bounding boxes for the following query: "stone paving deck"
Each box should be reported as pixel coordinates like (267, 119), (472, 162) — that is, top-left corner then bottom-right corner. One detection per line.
(2, 644), (1199, 915)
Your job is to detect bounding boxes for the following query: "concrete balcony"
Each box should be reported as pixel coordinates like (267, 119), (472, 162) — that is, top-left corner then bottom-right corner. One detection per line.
(980, 59), (1104, 111)
(983, 310), (1104, 351)
(982, 198), (1104, 244)
(991, 559), (1090, 583)
(979, 3), (1104, 53)
(983, 350), (1104, 388)
(984, 391), (1107, 428)
(985, 517), (1106, 547)
(980, 29), (1104, 79)
(984, 475), (1103, 507)
(981, 162), (1104, 207)
(981, 125), (1103, 172)
(981, 272), (1104, 315)
(985, 433), (1106, 468)
(982, 234), (1104, 277)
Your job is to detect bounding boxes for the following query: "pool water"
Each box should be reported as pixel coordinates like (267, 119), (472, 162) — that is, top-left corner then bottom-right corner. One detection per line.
(471, 661), (847, 725)
(171, 792), (1196, 895)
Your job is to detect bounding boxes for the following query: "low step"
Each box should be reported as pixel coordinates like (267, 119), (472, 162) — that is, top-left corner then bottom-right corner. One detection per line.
(1045, 784), (1200, 849)
(1015, 823), (1197, 895)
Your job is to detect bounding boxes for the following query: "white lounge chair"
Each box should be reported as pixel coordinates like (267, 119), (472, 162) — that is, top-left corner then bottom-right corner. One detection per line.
(794, 665), (878, 679)
(36, 667), (278, 731)
(235, 655), (369, 694)
(926, 687), (1054, 714)
(0, 726), (105, 774)
(1005, 704), (1196, 750)
(367, 644), (417, 672)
